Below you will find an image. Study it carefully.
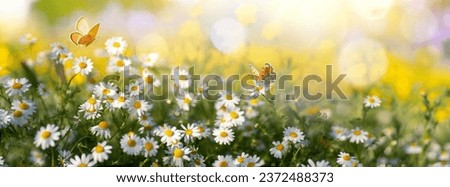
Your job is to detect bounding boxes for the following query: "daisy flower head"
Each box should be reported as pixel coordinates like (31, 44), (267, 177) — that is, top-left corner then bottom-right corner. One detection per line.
(283, 127), (305, 144)
(33, 124), (61, 150)
(405, 142), (422, 155)
(51, 50), (73, 64)
(11, 98), (36, 117)
(139, 123), (155, 135)
(138, 112), (154, 126)
(4, 78), (31, 97)
(112, 92), (127, 109)
(73, 56), (94, 76)
(180, 123), (200, 144)
(213, 127), (235, 145)
(142, 137), (159, 158)
(120, 133), (143, 156)
(215, 115), (233, 128)
(196, 123), (210, 140)
(301, 159), (330, 167)
(79, 101), (103, 120)
(215, 102), (234, 116)
(337, 152), (356, 167)
(127, 81), (142, 97)
(108, 55), (131, 73)
(105, 36), (128, 55)
(141, 53), (159, 67)
(163, 145), (191, 167)
(68, 154), (95, 167)
(225, 107), (245, 126)
(213, 155), (235, 167)
(177, 93), (196, 111)
(37, 83), (49, 97)
(349, 127), (368, 144)
(269, 141), (289, 159)
(92, 141), (112, 163)
(234, 152), (249, 167)
(126, 98), (151, 117)
(50, 42), (69, 55)
(330, 126), (349, 141)
(10, 109), (29, 126)
(142, 69), (161, 88)
(246, 155), (265, 167)
(245, 106), (258, 119)
(218, 92), (240, 109)
(190, 154), (206, 167)
(155, 124), (182, 146)
(30, 150), (45, 166)
(94, 82), (118, 98)
(172, 68), (191, 90)
(364, 95), (381, 108)
(19, 33), (37, 45)
(90, 120), (111, 139)
(58, 150), (71, 166)
(0, 109), (11, 128)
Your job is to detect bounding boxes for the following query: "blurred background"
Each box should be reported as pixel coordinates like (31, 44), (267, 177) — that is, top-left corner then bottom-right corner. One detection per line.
(0, 0), (449, 99)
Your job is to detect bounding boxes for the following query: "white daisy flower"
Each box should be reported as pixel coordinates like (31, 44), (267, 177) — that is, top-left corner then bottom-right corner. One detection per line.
(163, 145), (191, 167)
(19, 33), (37, 45)
(301, 159), (330, 167)
(141, 53), (159, 67)
(112, 92), (126, 109)
(142, 137), (159, 158)
(190, 154), (206, 167)
(37, 83), (49, 97)
(155, 124), (182, 146)
(214, 115), (233, 128)
(105, 36), (128, 55)
(349, 127), (368, 144)
(30, 150), (45, 166)
(172, 68), (190, 89)
(269, 141), (289, 159)
(58, 150), (71, 166)
(337, 152), (356, 167)
(10, 109), (29, 126)
(218, 92), (240, 109)
(405, 142), (422, 155)
(33, 124), (61, 150)
(246, 155), (265, 167)
(215, 102), (234, 116)
(120, 133), (143, 156)
(234, 152), (249, 167)
(138, 112), (154, 126)
(238, 121), (257, 137)
(107, 55), (131, 73)
(142, 69), (161, 90)
(213, 128), (234, 145)
(351, 160), (363, 167)
(283, 127), (305, 144)
(0, 109), (11, 128)
(177, 93), (196, 111)
(90, 121), (111, 139)
(248, 98), (264, 107)
(84, 95), (101, 111)
(92, 141), (112, 163)
(364, 95), (381, 108)
(196, 123), (210, 140)
(4, 78), (30, 96)
(0, 156), (4, 166)
(225, 107), (245, 126)
(213, 155), (235, 167)
(50, 42), (69, 55)
(245, 106), (258, 119)
(180, 123), (200, 144)
(330, 126), (349, 141)
(127, 82), (142, 97)
(73, 56), (94, 76)
(79, 102), (103, 120)
(11, 98), (36, 117)
(68, 154), (95, 167)
(139, 123), (154, 135)
(94, 82), (118, 98)
(126, 98), (151, 117)
(51, 50), (73, 64)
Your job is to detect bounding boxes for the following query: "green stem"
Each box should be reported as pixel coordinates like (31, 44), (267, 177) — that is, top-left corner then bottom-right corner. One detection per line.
(67, 73), (79, 87)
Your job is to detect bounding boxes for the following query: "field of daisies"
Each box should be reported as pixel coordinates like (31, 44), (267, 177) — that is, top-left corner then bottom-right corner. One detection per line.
(1, 1), (450, 167)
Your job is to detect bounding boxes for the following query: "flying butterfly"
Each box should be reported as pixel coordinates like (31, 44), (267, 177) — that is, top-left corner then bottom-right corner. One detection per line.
(249, 63), (276, 82)
(69, 16), (100, 47)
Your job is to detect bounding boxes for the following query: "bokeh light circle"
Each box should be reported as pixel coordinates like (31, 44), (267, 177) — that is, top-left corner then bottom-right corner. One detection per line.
(210, 17), (246, 54)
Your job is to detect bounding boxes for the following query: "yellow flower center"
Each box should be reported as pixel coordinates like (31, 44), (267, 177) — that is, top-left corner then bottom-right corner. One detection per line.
(225, 94), (232, 100)
(250, 99), (258, 105)
(127, 139), (137, 147)
(183, 97), (191, 104)
(198, 126), (204, 133)
(141, 115), (148, 121)
(78, 163), (88, 167)
(290, 132), (298, 138)
(353, 130), (361, 136)
(220, 105), (227, 111)
(220, 131), (228, 138)
(185, 129), (193, 136)
(237, 156), (245, 163)
(276, 144), (284, 151)
(88, 97), (96, 105)
(173, 148), (184, 158)
(13, 110), (22, 118)
(134, 101), (142, 109)
(368, 97), (375, 103)
(144, 142), (153, 151)
(143, 125), (152, 131)
(41, 130), (51, 139)
(165, 129), (174, 137)
(307, 107), (320, 115)
(145, 76), (154, 84)
(247, 162), (255, 167)
(113, 42), (121, 48)
(343, 155), (351, 161)
(58, 53), (67, 59)
(95, 145), (104, 153)
(106, 97), (114, 103)
(118, 96), (125, 103)
(78, 62), (87, 69)
(221, 118), (226, 123)
(194, 159), (202, 165)
(102, 89), (110, 95)
(219, 161), (228, 167)
(131, 85), (138, 91)
(230, 111), (239, 119)
(19, 102), (29, 110)
(98, 121), (108, 129)
(116, 60), (124, 67)
(12, 82), (23, 89)
(336, 129), (343, 134)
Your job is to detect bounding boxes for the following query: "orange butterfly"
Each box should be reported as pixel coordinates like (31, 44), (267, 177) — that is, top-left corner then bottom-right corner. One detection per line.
(249, 63), (276, 82)
(69, 17), (100, 47)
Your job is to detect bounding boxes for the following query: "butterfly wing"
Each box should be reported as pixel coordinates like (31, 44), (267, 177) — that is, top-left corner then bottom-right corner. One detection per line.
(88, 23), (100, 38)
(76, 16), (90, 34)
(249, 64), (261, 81)
(70, 32), (83, 45)
(78, 35), (95, 47)
(263, 63), (276, 82)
